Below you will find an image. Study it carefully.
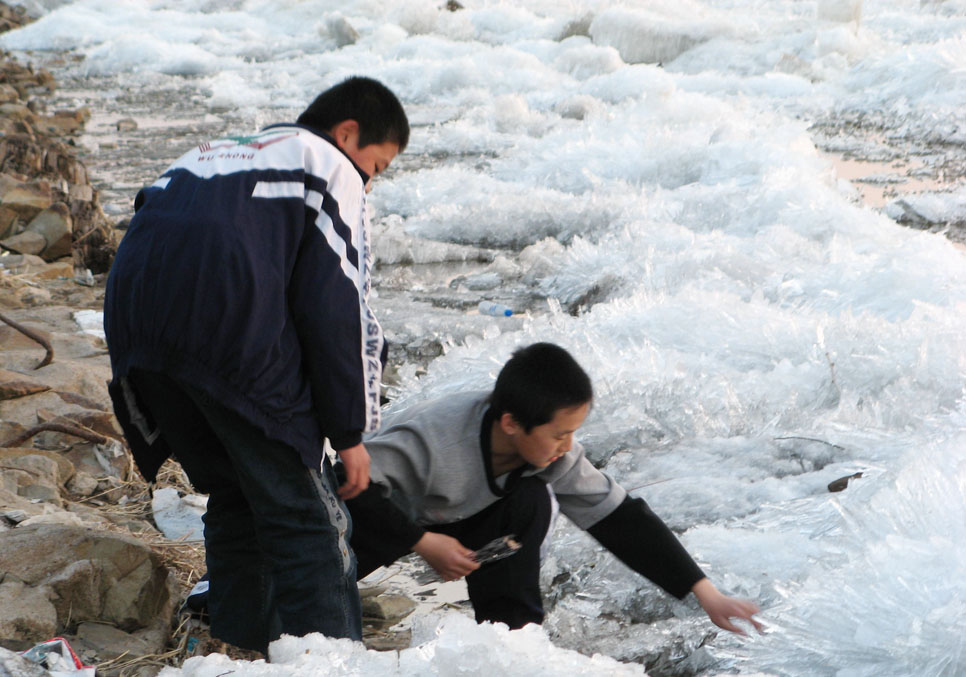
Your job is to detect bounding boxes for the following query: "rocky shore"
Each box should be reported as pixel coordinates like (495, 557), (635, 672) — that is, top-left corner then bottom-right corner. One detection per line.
(0, 8), (421, 676)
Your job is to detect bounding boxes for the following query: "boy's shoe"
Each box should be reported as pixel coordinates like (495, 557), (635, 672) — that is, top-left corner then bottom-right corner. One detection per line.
(180, 574), (210, 625)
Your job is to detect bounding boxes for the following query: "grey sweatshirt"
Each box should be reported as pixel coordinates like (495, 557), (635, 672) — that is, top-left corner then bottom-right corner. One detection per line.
(366, 390), (625, 528)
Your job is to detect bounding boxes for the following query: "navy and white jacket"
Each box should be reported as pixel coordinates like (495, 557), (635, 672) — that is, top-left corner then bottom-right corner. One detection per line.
(104, 124), (385, 480)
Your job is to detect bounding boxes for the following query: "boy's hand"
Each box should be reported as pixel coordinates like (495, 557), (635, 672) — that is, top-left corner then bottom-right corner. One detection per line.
(412, 532), (480, 581)
(691, 578), (764, 635)
(336, 443), (370, 499)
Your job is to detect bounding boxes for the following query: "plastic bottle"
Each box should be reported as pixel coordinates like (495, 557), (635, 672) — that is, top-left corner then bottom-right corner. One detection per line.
(478, 300), (513, 317)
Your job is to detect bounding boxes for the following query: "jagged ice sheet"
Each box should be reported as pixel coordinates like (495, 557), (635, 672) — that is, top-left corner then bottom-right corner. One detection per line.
(16, 0), (966, 674)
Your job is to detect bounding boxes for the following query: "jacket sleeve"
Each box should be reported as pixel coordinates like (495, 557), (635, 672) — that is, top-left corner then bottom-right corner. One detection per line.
(586, 495), (706, 600)
(288, 147), (384, 451)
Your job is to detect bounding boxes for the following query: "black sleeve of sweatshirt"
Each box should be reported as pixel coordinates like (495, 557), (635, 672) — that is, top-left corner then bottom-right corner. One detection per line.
(346, 484), (426, 552)
(586, 495), (706, 600)
(337, 462), (426, 561)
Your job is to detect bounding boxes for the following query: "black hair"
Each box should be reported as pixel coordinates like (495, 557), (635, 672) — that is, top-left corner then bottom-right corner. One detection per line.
(297, 76), (410, 151)
(490, 343), (593, 432)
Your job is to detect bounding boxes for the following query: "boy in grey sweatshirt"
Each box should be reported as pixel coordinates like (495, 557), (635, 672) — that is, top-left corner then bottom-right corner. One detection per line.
(347, 343), (762, 634)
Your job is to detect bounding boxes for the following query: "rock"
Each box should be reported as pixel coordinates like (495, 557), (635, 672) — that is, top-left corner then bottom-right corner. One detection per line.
(0, 369), (50, 401)
(0, 391), (77, 432)
(19, 511), (104, 529)
(828, 471), (863, 492)
(5, 361), (111, 413)
(0, 420), (26, 447)
(0, 253), (48, 275)
(25, 202), (72, 261)
(0, 449), (74, 488)
(69, 183), (93, 202)
(325, 14), (359, 47)
(0, 320), (51, 365)
(0, 176), (52, 224)
(0, 453), (64, 507)
(0, 83), (19, 103)
(0, 230), (46, 255)
(40, 109), (89, 136)
(0, 486), (49, 522)
(29, 260), (73, 281)
(0, 102), (37, 124)
(72, 621), (154, 661)
(0, 524), (174, 634)
(2, 509), (28, 524)
(13, 284), (52, 307)
(0, 580), (58, 645)
(0, 205), (21, 240)
(0, 646), (50, 677)
(361, 593), (417, 621)
(38, 407), (123, 441)
(66, 470), (99, 497)
(115, 118), (137, 132)
(91, 475), (130, 504)
(65, 441), (130, 483)
(55, 391), (109, 412)
(359, 584), (387, 598)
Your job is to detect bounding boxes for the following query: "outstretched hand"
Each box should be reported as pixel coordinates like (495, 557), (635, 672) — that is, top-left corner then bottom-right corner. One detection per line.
(412, 532), (481, 581)
(691, 578), (764, 635)
(336, 443), (371, 499)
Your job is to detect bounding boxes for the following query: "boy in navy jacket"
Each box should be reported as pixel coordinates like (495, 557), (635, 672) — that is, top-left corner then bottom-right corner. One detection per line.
(104, 77), (408, 653)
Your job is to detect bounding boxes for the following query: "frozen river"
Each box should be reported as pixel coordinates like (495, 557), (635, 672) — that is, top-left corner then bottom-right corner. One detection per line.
(4, 1), (966, 675)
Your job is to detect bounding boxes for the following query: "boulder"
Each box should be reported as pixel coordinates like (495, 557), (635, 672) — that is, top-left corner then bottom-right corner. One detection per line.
(55, 391), (108, 412)
(39, 109), (90, 136)
(25, 202), (72, 261)
(0, 524), (174, 636)
(0, 102), (37, 124)
(28, 260), (73, 281)
(37, 407), (123, 441)
(13, 284), (52, 307)
(0, 580), (57, 646)
(0, 314), (50, 354)
(0, 369), (50, 401)
(18, 511), (101, 529)
(362, 593), (417, 621)
(0, 176), (52, 224)
(64, 441), (131, 484)
(66, 470), (99, 498)
(3, 361), (111, 412)
(0, 448), (74, 487)
(0, 205), (20, 240)
(0, 451), (70, 507)
(0, 229), (46, 255)
(325, 14), (359, 47)
(0, 391), (72, 430)
(0, 486), (50, 522)
(0, 646), (49, 677)
(0, 83), (19, 103)
(73, 621), (155, 662)
(0, 253), (49, 276)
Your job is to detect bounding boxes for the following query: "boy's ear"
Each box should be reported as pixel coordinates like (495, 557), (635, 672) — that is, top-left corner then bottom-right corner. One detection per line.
(499, 412), (522, 436)
(328, 119), (360, 150)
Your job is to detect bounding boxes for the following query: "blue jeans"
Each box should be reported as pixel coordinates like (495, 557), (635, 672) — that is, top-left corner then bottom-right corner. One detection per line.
(129, 370), (361, 653)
